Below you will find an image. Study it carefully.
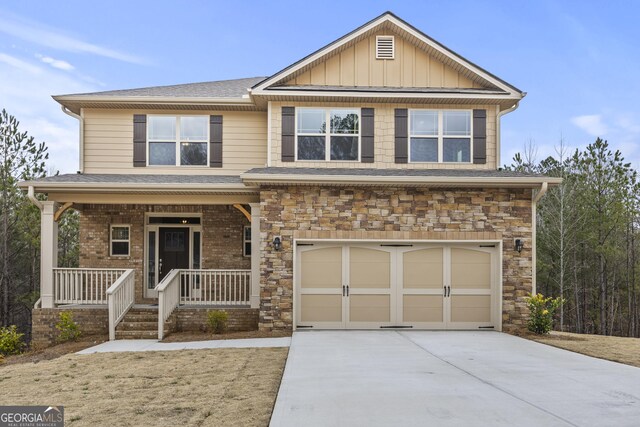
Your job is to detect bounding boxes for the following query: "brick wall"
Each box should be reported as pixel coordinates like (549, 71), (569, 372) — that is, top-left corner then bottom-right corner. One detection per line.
(79, 204), (251, 303)
(32, 307), (109, 348)
(259, 186), (533, 332)
(170, 307), (259, 333)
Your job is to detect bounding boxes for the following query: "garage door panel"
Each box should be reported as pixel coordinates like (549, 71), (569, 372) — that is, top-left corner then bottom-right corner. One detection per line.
(349, 247), (390, 289)
(301, 247), (342, 289)
(403, 248), (443, 289)
(403, 295), (443, 323)
(349, 295), (390, 322)
(301, 294), (343, 322)
(451, 264), (491, 289)
(450, 295), (491, 323)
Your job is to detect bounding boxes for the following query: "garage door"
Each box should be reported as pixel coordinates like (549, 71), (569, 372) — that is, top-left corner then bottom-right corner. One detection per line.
(296, 243), (499, 330)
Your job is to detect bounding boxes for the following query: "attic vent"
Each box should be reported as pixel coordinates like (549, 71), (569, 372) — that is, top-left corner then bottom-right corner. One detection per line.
(376, 36), (395, 59)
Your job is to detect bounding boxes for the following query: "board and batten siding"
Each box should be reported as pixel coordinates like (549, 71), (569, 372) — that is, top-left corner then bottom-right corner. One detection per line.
(269, 102), (498, 170)
(82, 109), (267, 174)
(282, 30), (486, 89)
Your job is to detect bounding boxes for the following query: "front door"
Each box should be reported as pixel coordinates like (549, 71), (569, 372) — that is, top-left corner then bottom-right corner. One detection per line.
(159, 228), (190, 282)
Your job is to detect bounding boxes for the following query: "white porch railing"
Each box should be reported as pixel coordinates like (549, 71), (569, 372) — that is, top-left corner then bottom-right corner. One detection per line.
(53, 268), (126, 305)
(179, 269), (251, 306)
(106, 269), (135, 341)
(156, 269), (251, 339)
(157, 269), (181, 340)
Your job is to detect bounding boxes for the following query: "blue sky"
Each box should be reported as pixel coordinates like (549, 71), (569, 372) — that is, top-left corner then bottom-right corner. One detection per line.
(1, 0), (639, 173)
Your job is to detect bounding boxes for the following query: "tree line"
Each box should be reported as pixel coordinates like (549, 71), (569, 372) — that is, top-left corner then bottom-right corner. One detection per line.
(507, 138), (640, 337)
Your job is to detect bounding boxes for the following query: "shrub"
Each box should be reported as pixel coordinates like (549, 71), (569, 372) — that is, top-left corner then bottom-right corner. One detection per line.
(524, 293), (564, 334)
(0, 325), (25, 355)
(56, 311), (81, 342)
(207, 310), (228, 335)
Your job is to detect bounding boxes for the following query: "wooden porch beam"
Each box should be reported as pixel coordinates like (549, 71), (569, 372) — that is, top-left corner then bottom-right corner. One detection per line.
(233, 204), (251, 222)
(53, 202), (74, 222)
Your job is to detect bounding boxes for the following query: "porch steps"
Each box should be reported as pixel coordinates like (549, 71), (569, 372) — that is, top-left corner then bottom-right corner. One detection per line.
(115, 307), (159, 340)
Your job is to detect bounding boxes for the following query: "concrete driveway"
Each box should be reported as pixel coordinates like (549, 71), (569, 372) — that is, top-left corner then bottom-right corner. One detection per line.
(270, 331), (640, 427)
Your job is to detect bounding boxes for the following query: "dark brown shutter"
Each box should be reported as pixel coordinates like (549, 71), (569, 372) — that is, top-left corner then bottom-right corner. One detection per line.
(210, 115), (223, 168)
(361, 108), (374, 163)
(473, 109), (487, 164)
(394, 109), (408, 163)
(133, 114), (146, 167)
(281, 106), (295, 162)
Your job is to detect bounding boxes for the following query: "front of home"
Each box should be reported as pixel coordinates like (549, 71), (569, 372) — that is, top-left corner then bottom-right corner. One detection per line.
(20, 12), (560, 346)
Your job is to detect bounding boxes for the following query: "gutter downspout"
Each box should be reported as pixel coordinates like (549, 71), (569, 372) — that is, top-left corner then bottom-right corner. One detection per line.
(496, 101), (521, 168)
(27, 185), (43, 210)
(27, 186), (43, 309)
(60, 105), (84, 173)
(531, 181), (549, 296)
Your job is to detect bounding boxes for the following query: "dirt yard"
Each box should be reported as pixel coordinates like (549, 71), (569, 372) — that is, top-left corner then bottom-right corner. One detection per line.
(1, 335), (108, 367)
(0, 347), (288, 426)
(525, 331), (640, 368)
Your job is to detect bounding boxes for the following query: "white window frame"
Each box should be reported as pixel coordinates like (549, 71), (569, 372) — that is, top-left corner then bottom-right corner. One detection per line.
(408, 109), (473, 163)
(147, 115), (209, 167)
(295, 108), (361, 162)
(243, 225), (251, 257)
(110, 224), (130, 257)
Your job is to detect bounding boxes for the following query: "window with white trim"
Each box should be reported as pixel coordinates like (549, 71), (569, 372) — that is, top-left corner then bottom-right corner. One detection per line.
(296, 108), (360, 161)
(148, 115), (208, 166)
(110, 225), (130, 256)
(243, 226), (251, 257)
(409, 110), (472, 163)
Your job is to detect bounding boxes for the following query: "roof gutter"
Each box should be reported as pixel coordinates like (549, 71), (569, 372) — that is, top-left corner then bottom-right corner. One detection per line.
(241, 173), (562, 188)
(60, 105), (83, 173)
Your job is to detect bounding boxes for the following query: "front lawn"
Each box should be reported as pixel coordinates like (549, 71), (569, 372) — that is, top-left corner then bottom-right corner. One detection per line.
(0, 347), (287, 426)
(526, 331), (640, 368)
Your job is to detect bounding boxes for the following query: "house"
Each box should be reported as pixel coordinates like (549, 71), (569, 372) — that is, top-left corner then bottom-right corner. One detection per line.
(20, 12), (560, 346)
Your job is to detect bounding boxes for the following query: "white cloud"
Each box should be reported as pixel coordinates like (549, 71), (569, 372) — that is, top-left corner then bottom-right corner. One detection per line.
(36, 54), (74, 71)
(0, 12), (146, 65)
(0, 52), (42, 74)
(0, 52), (97, 174)
(571, 114), (608, 137)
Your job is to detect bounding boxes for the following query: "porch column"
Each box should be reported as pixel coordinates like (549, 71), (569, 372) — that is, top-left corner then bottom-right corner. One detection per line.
(250, 203), (261, 309)
(40, 201), (59, 308)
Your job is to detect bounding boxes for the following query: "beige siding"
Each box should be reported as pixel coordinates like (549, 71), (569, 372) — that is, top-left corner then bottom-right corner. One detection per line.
(269, 101), (498, 170)
(82, 109), (267, 174)
(283, 30), (481, 89)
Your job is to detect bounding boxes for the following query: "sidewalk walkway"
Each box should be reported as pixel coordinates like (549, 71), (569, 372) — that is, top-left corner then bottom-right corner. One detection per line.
(77, 337), (291, 354)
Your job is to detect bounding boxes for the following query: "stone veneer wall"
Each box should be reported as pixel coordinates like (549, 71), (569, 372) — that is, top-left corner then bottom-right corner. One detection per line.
(259, 186), (533, 332)
(32, 307), (108, 348)
(79, 204), (251, 303)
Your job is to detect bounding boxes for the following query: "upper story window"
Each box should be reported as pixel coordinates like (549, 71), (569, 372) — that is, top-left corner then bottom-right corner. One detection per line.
(148, 116), (208, 166)
(296, 108), (360, 161)
(409, 110), (471, 163)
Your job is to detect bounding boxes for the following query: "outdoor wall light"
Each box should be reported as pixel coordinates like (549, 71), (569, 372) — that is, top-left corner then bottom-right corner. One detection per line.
(515, 239), (524, 253)
(273, 236), (282, 251)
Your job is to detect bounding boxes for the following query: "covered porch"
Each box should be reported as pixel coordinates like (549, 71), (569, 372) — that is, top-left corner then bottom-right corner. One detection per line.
(22, 175), (262, 343)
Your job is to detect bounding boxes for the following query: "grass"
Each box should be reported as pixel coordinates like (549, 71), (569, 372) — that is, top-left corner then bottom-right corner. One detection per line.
(524, 331), (640, 368)
(0, 347), (288, 426)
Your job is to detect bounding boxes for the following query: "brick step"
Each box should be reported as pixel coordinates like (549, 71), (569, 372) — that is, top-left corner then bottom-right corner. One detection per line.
(120, 314), (158, 322)
(115, 330), (158, 339)
(117, 321), (157, 331)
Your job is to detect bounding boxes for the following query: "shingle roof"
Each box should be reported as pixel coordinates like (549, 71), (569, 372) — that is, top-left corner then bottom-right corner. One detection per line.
(243, 167), (546, 178)
(59, 77), (267, 99)
(21, 174), (243, 185)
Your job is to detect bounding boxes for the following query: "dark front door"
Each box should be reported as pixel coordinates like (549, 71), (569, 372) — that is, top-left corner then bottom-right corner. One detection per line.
(159, 228), (190, 282)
